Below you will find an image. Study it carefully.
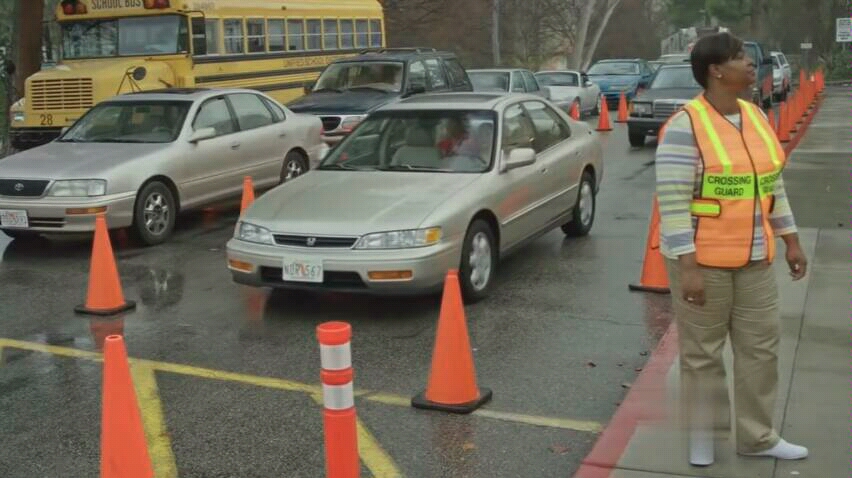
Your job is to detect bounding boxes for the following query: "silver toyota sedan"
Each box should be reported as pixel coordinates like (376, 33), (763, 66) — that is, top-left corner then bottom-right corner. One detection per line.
(227, 92), (604, 302)
(0, 88), (327, 245)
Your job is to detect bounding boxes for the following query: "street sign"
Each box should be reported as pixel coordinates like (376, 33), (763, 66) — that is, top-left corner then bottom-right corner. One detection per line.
(800, 43), (813, 50)
(837, 17), (852, 42)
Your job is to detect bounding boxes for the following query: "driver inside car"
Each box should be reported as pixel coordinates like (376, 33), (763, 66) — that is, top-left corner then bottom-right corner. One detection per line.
(437, 116), (480, 158)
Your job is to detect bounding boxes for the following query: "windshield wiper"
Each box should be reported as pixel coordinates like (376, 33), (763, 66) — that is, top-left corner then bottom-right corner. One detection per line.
(318, 163), (365, 171)
(380, 164), (454, 172)
(94, 138), (148, 143)
(312, 87), (342, 93)
(346, 86), (392, 93)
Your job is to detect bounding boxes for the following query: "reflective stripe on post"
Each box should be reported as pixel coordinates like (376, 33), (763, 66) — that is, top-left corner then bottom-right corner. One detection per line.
(317, 321), (359, 478)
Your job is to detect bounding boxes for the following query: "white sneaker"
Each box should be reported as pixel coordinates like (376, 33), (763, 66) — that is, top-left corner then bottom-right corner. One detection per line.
(741, 438), (808, 460)
(689, 428), (714, 466)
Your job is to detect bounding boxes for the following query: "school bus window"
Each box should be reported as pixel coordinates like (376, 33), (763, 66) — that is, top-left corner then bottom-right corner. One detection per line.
(306, 19), (322, 50)
(246, 19), (266, 53)
(340, 19), (354, 49)
(205, 19), (220, 55)
(223, 19), (244, 54)
(62, 16), (190, 59)
(369, 19), (382, 47)
(287, 19), (304, 51)
(323, 19), (339, 50)
(268, 19), (285, 52)
(355, 19), (368, 48)
(191, 17), (207, 55)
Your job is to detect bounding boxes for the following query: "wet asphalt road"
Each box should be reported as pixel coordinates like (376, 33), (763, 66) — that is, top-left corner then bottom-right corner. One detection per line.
(0, 115), (674, 478)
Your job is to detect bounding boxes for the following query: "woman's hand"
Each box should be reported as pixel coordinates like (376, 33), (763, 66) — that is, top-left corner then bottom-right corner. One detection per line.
(678, 254), (705, 306)
(785, 243), (808, 281)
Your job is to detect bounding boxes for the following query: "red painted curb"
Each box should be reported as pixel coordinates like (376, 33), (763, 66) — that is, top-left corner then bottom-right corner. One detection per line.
(572, 92), (824, 478)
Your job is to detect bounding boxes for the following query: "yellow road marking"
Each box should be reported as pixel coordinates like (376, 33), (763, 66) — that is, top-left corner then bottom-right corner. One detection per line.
(0, 338), (603, 432)
(310, 393), (403, 478)
(131, 365), (179, 478)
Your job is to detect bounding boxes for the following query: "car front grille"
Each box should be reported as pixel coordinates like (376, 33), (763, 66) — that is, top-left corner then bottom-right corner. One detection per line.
(29, 78), (94, 111)
(320, 116), (341, 132)
(273, 234), (358, 248)
(0, 179), (50, 197)
(652, 101), (681, 118)
(259, 268), (366, 289)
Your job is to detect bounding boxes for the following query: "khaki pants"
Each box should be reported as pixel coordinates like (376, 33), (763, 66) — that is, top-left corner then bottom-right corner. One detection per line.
(666, 258), (781, 454)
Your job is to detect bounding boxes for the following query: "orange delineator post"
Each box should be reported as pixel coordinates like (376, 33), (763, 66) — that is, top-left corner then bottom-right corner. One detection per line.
(570, 101), (580, 120)
(101, 335), (154, 478)
(615, 93), (629, 123)
(766, 107), (775, 133)
(412, 270), (492, 414)
(75, 214), (136, 316)
(778, 102), (791, 142)
(596, 95), (612, 131)
(317, 322), (359, 478)
(628, 194), (670, 294)
(240, 176), (255, 213)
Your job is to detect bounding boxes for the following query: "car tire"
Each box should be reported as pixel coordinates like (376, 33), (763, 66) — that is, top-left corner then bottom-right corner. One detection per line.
(629, 130), (645, 147)
(561, 171), (596, 237)
(280, 150), (309, 184)
(458, 219), (498, 303)
(132, 181), (176, 246)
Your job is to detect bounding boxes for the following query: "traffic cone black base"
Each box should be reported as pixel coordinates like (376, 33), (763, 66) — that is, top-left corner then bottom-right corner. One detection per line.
(627, 284), (670, 294)
(75, 301), (136, 316)
(412, 388), (493, 415)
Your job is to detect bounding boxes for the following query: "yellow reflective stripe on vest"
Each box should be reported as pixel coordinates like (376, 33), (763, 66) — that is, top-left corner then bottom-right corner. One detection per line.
(690, 201), (721, 216)
(701, 173), (754, 199)
(757, 170), (780, 197)
(689, 100), (733, 175)
(740, 100), (782, 169)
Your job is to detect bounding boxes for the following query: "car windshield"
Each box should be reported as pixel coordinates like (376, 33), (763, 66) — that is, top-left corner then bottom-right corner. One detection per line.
(534, 73), (579, 87)
(587, 62), (640, 75)
(61, 15), (188, 59)
(772, 56), (781, 67)
(313, 61), (404, 93)
(468, 72), (510, 91)
(59, 101), (191, 143)
(318, 110), (497, 173)
(650, 67), (701, 89)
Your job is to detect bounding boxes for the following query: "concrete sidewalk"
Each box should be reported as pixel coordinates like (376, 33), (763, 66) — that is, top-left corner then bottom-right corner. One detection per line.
(575, 86), (851, 478)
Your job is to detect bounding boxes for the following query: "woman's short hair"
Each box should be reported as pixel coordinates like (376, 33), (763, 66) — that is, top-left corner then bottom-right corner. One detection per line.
(690, 32), (745, 88)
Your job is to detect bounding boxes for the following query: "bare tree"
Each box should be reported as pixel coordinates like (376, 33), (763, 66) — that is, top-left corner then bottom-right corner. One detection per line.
(569, 0), (624, 69)
(14, 0), (43, 93)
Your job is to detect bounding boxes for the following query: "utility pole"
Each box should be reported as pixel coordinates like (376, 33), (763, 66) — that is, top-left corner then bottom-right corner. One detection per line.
(492, 0), (501, 66)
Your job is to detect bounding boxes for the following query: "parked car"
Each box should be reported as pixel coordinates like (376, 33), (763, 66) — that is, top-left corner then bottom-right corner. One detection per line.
(649, 60), (665, 73)
(467, 68), (550, 100)
(226, 92), (603, 302)
(771, 51), (792, 101)
(287, 48), (473, 145)
(742, 41), (774, 108)
(533, 70), (601, 116)
(0, 88), (327, 245)
(586, 58), (655, 108)
(626, 64), (703, 147)
(656, 53), (691, 64)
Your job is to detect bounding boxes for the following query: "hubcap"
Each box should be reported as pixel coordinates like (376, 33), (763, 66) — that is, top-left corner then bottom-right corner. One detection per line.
(468, 232), (492, 291)
(284, 159), (304, 180)
(143, 192), (170, 235)
(579, 182), (594, 226)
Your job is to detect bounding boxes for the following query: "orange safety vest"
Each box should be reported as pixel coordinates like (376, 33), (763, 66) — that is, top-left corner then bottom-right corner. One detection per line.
(682, 95), (786, 268)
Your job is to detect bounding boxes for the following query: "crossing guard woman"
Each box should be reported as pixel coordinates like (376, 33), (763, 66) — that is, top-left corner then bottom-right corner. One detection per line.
(655, 32), (809, 466)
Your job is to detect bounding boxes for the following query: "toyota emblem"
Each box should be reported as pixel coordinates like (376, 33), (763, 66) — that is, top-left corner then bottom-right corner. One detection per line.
(13, 183), (24, 192)
(306, 237), (317, 247)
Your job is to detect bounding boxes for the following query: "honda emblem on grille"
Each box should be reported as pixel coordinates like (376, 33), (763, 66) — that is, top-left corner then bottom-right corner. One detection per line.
(13, 183), (24, 192)
(306, 237), (317, 247)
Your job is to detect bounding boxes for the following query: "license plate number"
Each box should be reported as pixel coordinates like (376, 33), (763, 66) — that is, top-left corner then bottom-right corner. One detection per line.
(282, 257), (323, 283)
(0, 210), (29, 228)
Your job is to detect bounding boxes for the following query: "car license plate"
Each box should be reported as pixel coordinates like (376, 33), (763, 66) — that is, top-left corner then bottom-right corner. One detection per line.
(0, 210), (28, 228)
(282, 257), (323, 283)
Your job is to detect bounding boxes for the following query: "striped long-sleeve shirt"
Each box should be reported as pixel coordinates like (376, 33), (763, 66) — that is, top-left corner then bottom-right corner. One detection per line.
(655, 110), (797, 260)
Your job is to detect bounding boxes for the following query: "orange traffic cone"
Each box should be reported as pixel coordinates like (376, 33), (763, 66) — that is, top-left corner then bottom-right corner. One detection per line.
(570, 101), (580, 120)
(596, 95), (612, 131)
(412, 270), (492, 414)
(240, 176), (255, 213)
(75, 214), (136, 316)
(628, 195), (670, 294)
(616, 93), (629, 123)
(101, 335), (154, 478)
(767, 107), (775, 133)
(778, 102), (791, 142)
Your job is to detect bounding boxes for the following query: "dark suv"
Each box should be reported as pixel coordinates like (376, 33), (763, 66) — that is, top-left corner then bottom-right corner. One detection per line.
(287, 48), (474, 144)
(743, 41), (773, 108)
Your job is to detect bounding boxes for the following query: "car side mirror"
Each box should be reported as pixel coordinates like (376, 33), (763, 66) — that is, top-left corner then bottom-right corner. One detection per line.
(502, 147), (536, 172)
(584, 80), (594, 87)
(60, 126), (70, 135)
(303, 81), (315, 94)
(189, 127), (216, 143)
(540, 86), (551, 99)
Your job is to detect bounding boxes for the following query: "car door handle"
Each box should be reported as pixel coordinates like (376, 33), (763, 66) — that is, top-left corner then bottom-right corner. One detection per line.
(539, 167), (548, 174)
(230, 142), (240, 150)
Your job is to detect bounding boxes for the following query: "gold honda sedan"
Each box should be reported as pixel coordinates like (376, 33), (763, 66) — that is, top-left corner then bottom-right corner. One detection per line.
(227, 92), (604, 302)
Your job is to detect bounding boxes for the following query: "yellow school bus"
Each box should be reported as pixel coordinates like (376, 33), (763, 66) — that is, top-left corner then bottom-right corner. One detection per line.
(9, 0), (385, 150)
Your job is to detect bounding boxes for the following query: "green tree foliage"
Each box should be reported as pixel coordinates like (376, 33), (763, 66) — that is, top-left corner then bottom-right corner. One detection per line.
(665, 0), (707, 28)
(706, 0), (750, 24)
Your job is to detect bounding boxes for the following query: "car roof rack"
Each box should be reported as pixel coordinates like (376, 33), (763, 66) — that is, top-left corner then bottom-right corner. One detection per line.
(358, 47), (438, 55)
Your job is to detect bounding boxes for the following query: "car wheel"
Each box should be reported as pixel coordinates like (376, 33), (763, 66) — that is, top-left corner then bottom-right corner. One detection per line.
(132, 181), (176, 246)
(459, 219), (497, 303)
(562, 171), (596, 237)
(280, 150), (308, 184)
(629, 130), (645, 147)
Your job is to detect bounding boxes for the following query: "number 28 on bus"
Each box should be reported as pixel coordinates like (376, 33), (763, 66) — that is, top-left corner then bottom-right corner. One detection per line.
(8, 0), (385, 151)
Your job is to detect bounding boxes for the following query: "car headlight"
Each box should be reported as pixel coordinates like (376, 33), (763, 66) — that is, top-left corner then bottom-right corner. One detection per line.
(632, 102), (652, 115)
(235, 221), (275, 245)
(48, 179), (106, 197)
(355, 227), (442, 249)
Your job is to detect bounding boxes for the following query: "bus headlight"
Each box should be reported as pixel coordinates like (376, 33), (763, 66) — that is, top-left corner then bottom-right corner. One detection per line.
(11, 112), (24, 123)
